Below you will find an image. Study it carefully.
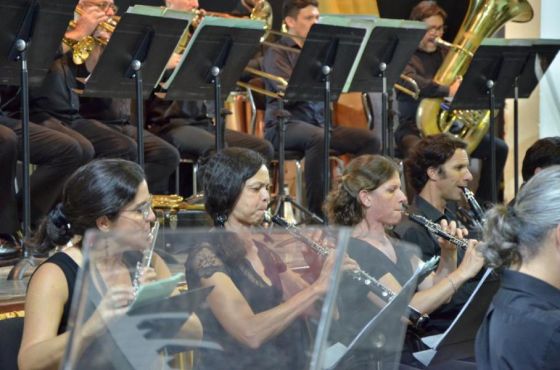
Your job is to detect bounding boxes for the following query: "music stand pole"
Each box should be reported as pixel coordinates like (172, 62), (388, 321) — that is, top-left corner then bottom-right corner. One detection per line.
(487, 79), (497, 204)
(322, 65), (332, 225)
(131, 60), (145, 167)
(513, 76), (520, 195)
(211, 66), (225, 152)
(379, 62), (388, 156)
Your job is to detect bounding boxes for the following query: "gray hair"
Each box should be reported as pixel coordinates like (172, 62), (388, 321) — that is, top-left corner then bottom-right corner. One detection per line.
(480, 165), (560, 268)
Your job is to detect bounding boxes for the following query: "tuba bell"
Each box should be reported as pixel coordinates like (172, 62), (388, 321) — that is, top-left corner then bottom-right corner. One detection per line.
(416, 0), (533, 154)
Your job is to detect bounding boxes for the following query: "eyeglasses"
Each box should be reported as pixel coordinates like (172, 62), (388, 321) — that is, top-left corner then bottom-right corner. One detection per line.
(121, 197), (153, 220)
(82, 1), (118, 13)
(427, 25), (446, 33)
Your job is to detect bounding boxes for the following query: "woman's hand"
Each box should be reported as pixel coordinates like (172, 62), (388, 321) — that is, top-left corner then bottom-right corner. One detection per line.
(136, 266), (158, 286)
(437, 219), (467, 252)
(82, 286), (134, 339)
(313, 252), (360, 294)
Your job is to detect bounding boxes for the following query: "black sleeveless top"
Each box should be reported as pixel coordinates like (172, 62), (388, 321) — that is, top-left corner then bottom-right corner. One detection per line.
(30, 252), (79, 334)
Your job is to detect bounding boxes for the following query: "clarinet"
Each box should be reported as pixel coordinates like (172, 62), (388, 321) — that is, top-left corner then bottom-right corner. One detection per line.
(268, 214), (429, 327)
(403, 211), (469, 251)
(462, 187), (486, 226)
(132, 220), (160, 296)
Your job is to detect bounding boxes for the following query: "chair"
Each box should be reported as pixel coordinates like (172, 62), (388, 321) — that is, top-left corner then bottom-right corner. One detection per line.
(0, 316), (24, 370)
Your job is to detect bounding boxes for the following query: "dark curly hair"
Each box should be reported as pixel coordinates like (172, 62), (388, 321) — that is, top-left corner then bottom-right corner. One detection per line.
(327, 155), (400, 226)
(404, 133), (467, 194)
(480, 165), (560, 268)
(30, 159), (145, 254)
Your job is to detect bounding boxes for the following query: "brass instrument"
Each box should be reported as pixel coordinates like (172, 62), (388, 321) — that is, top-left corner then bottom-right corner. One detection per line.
(268, 213), (433, 327)
(417, 0), (533, 154)
(395, 74), (420, 99)
(68, 6), (120, 65)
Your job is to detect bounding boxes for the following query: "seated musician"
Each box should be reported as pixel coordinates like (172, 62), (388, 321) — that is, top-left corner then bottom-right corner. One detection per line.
(30, 0), (180, 194)
(521, 136), (560, 183)
(395, 0), (508, 205)
(394, 133), (483, 331)
(184, 147), (357, 370)
(144, 0), (274, 167)
(262, 0), (380, 219)
(0, 86), (92, 240)
(325, 154), (484, 366)
(476, 166), (560, 370)
(18, 159), (202, 370)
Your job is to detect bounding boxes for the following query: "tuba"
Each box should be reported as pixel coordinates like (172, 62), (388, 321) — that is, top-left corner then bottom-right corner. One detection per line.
(417, 0), (533, 154)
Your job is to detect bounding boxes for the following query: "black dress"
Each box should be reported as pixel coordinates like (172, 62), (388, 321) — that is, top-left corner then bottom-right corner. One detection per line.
(185, 240), (309, 370)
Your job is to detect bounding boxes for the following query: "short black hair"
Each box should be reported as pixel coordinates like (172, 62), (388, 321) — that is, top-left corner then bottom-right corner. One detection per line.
(404, 133), (467, 193)
(521, 136), (560, 181)
(283, 0), (319, 19)
(202, 148), (266, 227)
(409, 0), (447, 21)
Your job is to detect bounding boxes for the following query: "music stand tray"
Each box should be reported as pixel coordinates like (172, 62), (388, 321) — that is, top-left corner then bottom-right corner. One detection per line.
(413, 269), (499, 367)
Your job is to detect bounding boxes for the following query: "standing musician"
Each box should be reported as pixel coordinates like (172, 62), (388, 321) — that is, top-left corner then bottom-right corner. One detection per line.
(262, 0), (380, 219)
(395, 133), (482, 331)
(325, 154), (484, 367)
(18, 159), (202, 370)
(30, 0), (180, 194)
(0, 86), (92, 243)
(476, 166), (560, 370)
(184, 147), (357, 370)
(145, 0), (274, 167)
(395, 0), (508, 205)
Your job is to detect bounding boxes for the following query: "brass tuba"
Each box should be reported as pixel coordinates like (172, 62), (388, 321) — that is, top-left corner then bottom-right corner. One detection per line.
(416, 0), (533, 154)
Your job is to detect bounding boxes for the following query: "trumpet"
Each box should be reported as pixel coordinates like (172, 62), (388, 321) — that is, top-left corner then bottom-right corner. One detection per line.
(403, 209), (469, 251)
(132, 221), (160, 296)
(67, 6), (120, 65)
(268, 213), (430, 327)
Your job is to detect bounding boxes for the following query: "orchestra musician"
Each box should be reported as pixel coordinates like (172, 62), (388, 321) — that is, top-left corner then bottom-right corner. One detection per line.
(144, 0), (274, 168)
(476, 165), (560, 370)
(325, 154), (484, 367)
(184, 147), (357, 370)
(395, 0), (508, 205)
(262, 0), (380, 219)
(17, 159), (201, 370)
(30, 0), (180, 194)
(521, 136), (560, 184)
(0, 87), (92, 245)
(395, 133), (483, 331)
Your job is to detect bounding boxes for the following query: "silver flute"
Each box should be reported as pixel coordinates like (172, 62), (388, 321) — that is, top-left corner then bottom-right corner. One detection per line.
(403, 210), (469, 251)
(462, 187), (486, 226)
(132, 220), (160, 295)
(268, 213), (429, 327)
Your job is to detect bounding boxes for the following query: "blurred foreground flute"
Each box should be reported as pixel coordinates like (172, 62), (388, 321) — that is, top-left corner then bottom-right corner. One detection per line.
(268, 213), (430, 327)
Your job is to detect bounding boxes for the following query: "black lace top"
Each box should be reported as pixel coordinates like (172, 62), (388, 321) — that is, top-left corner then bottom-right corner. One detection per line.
(185, 239), (309, 370)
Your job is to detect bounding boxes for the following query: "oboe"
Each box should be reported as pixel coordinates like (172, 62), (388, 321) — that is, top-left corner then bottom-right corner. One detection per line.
(462, 187), (486, 226)
(132, 221), (160, 295)
(403, 210), (469, 251)
(268, 214), (429, 327)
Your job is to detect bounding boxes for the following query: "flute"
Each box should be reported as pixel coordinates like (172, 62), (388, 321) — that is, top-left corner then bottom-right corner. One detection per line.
(132, 221), (160, 296)
(268, 213), (429, 327)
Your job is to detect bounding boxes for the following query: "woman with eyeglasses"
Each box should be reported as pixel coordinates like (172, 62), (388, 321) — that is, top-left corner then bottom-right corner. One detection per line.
(18, 159), (201, 370)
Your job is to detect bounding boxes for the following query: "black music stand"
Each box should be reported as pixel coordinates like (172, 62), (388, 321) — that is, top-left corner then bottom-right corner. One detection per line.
(347, 17), (425, 157)
(413, 269), (499, 367)
(449, 39), (535, 204)
(501, 39), (560, 195)
(325, 265), (423, 370)
(79, 9), (192, 167)
(1, 0), (76, 277)
(278, 23), (365, 224)
(161, 16), (265, 152)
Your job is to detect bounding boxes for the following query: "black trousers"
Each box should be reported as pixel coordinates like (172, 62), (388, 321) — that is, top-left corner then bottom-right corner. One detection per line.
(266, 120), (380, 218)
(0, 119), (92, 234)
(41, 117), (180, 194)
(158, 120), (274, 163)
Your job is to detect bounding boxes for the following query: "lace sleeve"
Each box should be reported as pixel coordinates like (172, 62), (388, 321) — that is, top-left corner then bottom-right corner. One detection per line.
(185, 244), (228, 288)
